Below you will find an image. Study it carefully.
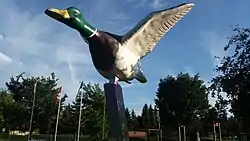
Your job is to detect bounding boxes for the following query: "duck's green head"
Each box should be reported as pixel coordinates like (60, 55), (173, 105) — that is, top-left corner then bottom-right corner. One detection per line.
(45, 7), (96, 38)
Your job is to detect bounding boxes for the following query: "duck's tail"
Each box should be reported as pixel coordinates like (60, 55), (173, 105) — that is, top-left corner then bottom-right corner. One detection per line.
(135, 70), (147, 83)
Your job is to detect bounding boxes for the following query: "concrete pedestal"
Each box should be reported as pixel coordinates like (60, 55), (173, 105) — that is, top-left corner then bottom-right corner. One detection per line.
(104, 83), (129, 141)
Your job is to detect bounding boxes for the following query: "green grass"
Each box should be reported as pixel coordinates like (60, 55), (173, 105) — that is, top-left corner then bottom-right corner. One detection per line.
(0, 133), (235, 141)
(0, 133), (88, 141)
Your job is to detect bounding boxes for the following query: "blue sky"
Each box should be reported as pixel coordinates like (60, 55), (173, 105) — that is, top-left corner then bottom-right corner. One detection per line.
(0, 0), (249, 114)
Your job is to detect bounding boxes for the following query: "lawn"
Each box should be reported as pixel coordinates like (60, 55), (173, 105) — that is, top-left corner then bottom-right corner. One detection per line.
(0, 133), (235, 141)
(0, 133), (87, 141)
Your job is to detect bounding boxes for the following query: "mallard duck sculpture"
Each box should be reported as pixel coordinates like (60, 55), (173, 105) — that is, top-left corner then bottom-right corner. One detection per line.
(45, 3), (194, 84)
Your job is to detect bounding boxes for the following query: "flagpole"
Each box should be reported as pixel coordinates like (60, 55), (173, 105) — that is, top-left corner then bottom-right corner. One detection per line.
(77, 81), (84, 141)
(54, 96), (61, 141)
(54, 86), (62, 141)
(28, 81), (37, 141)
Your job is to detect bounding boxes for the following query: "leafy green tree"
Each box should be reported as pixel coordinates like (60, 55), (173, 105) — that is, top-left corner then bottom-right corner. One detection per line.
(125, 108), (131, 119)
(201, 107), (218, 136)
(141, 104), (149, 130)
(141, 104), (155, 130)
(214, 95), (229, 136)
(3, 100), (27, 132)
(227, 116), (239, 136)
(58, 104), (76, 134)
(70, 85), (84, 134)
(130, 110), (139, 130)
(148, 104), (156, 129)
(215, 95), (228, 121)
(5, 72), (67, 133)
(155, 73), (209, 136)
(0, 90), (14, 132)
(71, 82), (108, 141)
(125, 108), (133, 130)
(136, 116), (144, 131)
(153, 106), (160, 129)
(210, 26), (250, 132)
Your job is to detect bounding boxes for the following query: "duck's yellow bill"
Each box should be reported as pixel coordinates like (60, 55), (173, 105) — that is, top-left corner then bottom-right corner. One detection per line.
(45, 8), (70, 20)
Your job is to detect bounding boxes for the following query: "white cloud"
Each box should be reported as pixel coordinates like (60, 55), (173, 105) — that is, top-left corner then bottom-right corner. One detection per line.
(199, 30), (233, 106)
(109, 12), (131, 21)
(0, 34), (3, 41)
(126, 0), (168, 10)
(0, 0), (147, 107)
(151, 0), (169, 10)
(0, 52), (12, 67)
(0, 1), (100, 102)
(199, 30), (228, 66)
(105, 12), (131, 30)
(126, 97), (154, 116)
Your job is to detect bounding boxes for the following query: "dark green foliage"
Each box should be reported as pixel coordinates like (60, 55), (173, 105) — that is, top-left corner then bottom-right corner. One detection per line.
(148, 104), (156, 129)
(141, 104), (149, 129)
(131, 110), (139, 130)
(4, 72), (67, 134)
(58, 104), (76, 134)
(126, 108), (133, 130)
(155, 72), (210, 136)
(210, 26), (250, 132)
(141, 104), (156, 130)
(70, 83), (109, 141)
(0, 90), (15, 132)
(201, 107), (218, 136)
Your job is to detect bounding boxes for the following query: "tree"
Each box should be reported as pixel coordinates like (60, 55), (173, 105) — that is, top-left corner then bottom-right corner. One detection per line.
(141, 104), (155, 130)
(58, 104), (76, 134)
(155, 72), (209, 136)
(70, 84), (84, 134)
(227, 116), (239, 136)
(201, 107), (218, 136)
(141, 104), (149, 130)
(125, 108), (133, 130)
(83, 83), (108, 140)
(148, 104), (155, 129)
(210, 26), (250, 132)
(131, 110), (140, 131)
(215, 95), (228, 121)
(0, 90), (14, 132)
(5, 72), (67, 133)
(71, 82), (108, 141)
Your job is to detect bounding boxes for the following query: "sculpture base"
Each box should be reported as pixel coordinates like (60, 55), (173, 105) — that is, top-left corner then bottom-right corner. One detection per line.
(104, 83), (129, 141)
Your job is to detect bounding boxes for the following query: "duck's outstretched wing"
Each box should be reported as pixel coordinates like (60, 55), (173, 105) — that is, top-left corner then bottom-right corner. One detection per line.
(121, 3), (194, 59)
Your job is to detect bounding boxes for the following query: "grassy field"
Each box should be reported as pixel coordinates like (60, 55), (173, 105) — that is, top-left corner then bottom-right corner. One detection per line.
(0, 134), (87, 141)
(0, 133), (235, 141)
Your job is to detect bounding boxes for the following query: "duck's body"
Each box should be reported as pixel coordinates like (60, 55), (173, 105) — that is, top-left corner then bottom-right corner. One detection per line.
(84, 31), (142, 83)
(45, 3), (194, 84)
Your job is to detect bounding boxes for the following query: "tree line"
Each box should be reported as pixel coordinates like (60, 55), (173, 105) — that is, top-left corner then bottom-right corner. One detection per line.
(0, 26), (249, 140)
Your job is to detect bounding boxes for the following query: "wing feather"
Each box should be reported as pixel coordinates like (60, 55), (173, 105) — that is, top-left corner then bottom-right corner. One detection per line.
(121, 3), (194, 59)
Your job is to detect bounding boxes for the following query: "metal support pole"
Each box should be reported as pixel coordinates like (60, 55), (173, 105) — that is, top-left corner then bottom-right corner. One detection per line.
(218, 123), (222, 141)
(54, 97), (61, 141)
(77, 85), (83, 141)
(178, 125), (181, 141)
(28, 81), (37, 141)
(183, 126), (186, 141)
(178, 125), (186, 141)
(213, 122), (217, 141)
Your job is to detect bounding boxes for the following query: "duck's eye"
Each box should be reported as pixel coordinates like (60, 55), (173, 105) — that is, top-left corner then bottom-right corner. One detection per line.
(74, 11), (78, 16)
